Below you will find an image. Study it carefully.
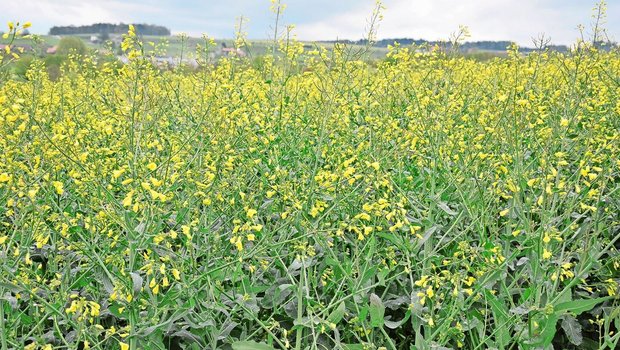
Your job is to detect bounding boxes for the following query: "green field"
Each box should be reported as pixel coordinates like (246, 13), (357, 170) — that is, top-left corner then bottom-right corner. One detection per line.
(0, 14), (619, 350)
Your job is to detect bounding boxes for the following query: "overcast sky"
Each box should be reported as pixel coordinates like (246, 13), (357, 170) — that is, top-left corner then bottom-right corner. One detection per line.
(2, 0), (619, 46)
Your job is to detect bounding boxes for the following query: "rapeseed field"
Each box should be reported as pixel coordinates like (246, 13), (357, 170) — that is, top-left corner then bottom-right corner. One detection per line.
(1, 17), (619, 350)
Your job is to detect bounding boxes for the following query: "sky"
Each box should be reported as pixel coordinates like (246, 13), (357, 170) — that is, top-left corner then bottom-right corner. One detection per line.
(2, 0), (619, 46)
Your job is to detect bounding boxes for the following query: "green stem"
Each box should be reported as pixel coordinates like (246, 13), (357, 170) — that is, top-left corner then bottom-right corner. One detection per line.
(295, 258), (305, 350)
(0, 298), (7, 350)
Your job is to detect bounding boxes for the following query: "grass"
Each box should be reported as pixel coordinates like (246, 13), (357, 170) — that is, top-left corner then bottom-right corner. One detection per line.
(7, 33), (390, 61)
(0, 15), (619, 350)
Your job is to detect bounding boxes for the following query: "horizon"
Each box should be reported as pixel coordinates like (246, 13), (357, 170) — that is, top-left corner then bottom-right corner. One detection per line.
(34, 24), (582, 50)
(2, 0), (619, 46)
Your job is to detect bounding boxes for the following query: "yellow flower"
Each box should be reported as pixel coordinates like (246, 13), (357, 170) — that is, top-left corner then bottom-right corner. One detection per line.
(89, 301), (100, 316)
(0, 173), (10, 182)
(499, 209), (509, 217)
(52, 181), (64, 195)
(414, 275), (428, 287)
(119, 341), (130, 350)
(112, 168), (126, 179)
(150, 177), (163, 187)
(146, 162), (157, 171)
(355, 212), (371, 221)
(542, 249), (552, 260)
(122, 192), (133, 207)
(181, 225), (192, 239)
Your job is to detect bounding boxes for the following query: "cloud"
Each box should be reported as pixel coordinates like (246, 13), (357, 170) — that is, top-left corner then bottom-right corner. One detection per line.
(1, 0), (617, 44)
(295, 0), (619, 45)
(2, 0), (164, 35)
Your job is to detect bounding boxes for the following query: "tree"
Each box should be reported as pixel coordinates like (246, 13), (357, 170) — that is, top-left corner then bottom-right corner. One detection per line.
(57, 37), (87, 56)
(50, 23), (171, 36)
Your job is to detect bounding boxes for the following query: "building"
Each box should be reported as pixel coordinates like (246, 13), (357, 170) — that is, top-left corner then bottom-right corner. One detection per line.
(221, 47), (246, 57)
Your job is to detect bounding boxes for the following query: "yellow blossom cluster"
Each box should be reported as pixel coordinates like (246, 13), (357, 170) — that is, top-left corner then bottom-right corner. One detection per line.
(0, 20), (618, 349)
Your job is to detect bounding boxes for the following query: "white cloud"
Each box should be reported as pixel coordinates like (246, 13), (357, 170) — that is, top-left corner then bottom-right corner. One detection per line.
(295, 0), (608, 45)
(2, 0), (616, 44)
(1, 0), (161, 34)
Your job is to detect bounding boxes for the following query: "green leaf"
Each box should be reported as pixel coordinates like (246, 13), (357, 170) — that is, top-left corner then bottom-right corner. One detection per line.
(20, 314), (34, 326)
(438, 202), (457, 216)
(384, 309), (411, 329)
(561, 315), (583, 346)
(108, 303), (126, 318)
(369, 293), (385, 328)
(415, 328), (429, 350)
(231, 341), (276, 350)
(130, 272), (143, 294)
(359, 305), (369, 322)
(519, 287), (532, 305)
(342, 344), (365, 350)
(554, 288), (572, 304)
(364, 236), (376, 262)
(0, 282), (21, 293)
(327, 302), (346, 325)
(554, 296), (611, 316)
(484, 290), (510, 348)
(376, 231), (404, 248)
(134, 222), (146, 234)
(360, 266), (377, 285)
(537, 314), (560, 347)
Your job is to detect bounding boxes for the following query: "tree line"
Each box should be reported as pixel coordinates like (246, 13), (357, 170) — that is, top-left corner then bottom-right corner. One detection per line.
(319, 38), (571, 52)
(49, 23), (170, 36)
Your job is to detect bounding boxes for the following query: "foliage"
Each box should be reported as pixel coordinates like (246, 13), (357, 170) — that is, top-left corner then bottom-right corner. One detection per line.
(49, 23), (171, 36)
(56, 36), (88, 56)
(0, 21), (31, 80)
(1, 17), (620, 350)
(319, 38), (575, 53)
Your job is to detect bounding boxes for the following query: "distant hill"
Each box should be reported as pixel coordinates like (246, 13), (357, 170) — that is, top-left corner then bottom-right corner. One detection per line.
(49, 23), (170, 36)
(319, 38), (570, 52)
